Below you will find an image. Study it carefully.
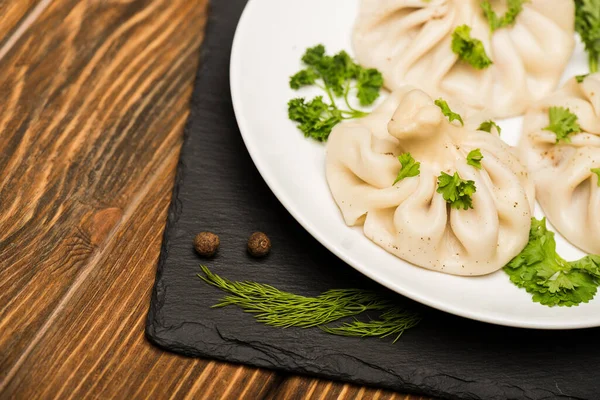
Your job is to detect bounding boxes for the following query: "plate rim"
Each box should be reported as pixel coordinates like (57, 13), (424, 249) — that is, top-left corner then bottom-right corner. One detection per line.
(229, 0), (599, 330)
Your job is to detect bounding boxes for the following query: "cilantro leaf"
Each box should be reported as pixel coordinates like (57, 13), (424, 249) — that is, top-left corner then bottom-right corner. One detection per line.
(571, 255), (600, 277)
(451, 25), (493, 70)
(591, 168), (600, 186)
(436, 172), (476, 210)
(504, 218), (600, 307)
(288, 45), (383, 141)
(393, 153), (421, 185)
(543, 107), (581, 143)
(477, 120), (501, 135)
(466, 149), (483, 169)
(481, 0), (527, 32)
(288, 97), (342, 142)
(576, 73), (590, 83)
(575, 0), (600, 73)
(434, 98), (464, 126)
(356, 68), (384, 106)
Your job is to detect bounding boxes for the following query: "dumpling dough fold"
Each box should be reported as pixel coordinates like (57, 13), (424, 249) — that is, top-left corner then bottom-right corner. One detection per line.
(519, 74), (600, 254)
(326, 88), (534, 276)
(353, 0), (575, 118)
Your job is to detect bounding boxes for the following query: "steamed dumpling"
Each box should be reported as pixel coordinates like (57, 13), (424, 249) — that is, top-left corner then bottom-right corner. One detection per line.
(353, 0), (575, 118)
(326, 88), (534, 276)
(519, 74), (600, 254)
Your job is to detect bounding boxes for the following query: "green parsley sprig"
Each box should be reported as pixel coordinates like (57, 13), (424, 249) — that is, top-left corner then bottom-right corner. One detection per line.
(434, 98), (464, 126)
(288, 97), (343, 142)
(481, 0), (527, 32)
(543, 106), (581, 143)
(467, 149), (483, 169)
(451, 25), (493, 70)
(576, 74), (590, 83)
(288, 45), (383, 141)
(478, 120), (502, 135)
(575, 0), (600, 73)
(199, 266), (420, 340)
(505, 218), (600, 307)
(437, 171), (477, 210)
(393, 153), (421, 185)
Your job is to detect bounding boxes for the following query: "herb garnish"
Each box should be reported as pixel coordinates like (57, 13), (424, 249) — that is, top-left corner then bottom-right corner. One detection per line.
(451, 25), (493, 70)
(467, 149), (483, 169)
(199, 266), (420, 340)
(393, 153), (421, 185)
(504, 218), (600, 307)
(478, 120), (501, 135)
(592, 168), (600, 186)
(288, 97), (342, 142)
(576, 74), (590, 83)
(321, 309), (421, 342)
(543, 107), (581, 143)
(288, 45), (383, 141)
(481, 0), (527, 32)
(437, 172), (477, 210)
(434, 98), (464, 126)
(575, 0), (600, 73)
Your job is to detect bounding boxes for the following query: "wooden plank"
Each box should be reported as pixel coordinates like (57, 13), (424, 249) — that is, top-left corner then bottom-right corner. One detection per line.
(0, 0), (209, 386)
(0, 0), (42, 45)
(273, 376), (426, 400)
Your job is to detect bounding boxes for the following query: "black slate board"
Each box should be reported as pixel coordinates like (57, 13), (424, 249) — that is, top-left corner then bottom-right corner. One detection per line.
(146, 1), (600, 399)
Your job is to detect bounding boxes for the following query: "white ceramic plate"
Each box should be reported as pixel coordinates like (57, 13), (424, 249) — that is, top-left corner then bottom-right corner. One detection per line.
(230, 0), (597, 329)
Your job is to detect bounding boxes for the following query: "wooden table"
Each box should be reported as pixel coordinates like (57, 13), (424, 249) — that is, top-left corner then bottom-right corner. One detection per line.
(0, 1), (428, 398)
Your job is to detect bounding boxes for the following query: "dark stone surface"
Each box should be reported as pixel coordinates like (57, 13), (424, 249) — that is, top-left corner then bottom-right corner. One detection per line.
(146, 1), (600, 398)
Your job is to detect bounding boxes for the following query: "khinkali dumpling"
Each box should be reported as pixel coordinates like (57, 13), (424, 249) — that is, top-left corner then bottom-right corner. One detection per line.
(353, 0), (575, 118)
(326, 87), (534, 276)
(519, 74), (600, 254)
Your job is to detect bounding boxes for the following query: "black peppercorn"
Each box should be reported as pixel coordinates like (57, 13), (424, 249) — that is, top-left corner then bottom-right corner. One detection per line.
(194, 232), (220, 257)
(247, 232), (271, 257)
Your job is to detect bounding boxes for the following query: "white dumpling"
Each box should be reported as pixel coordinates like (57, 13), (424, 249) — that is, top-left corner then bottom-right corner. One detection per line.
(353, 0), (574, 118)
(519, 74), (600, 254)
(326, 88), (534, 276)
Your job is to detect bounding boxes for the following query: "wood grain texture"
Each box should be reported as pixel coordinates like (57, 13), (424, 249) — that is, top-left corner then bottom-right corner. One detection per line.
(273, 377), (424, 400)
(0, 0), (426, 398)
(0, 0), (42, 44)
(0, 0), (203, 379)
(0, 0), (212, 391)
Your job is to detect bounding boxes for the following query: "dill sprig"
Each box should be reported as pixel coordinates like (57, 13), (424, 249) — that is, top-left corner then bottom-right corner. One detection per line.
(321, 309), (422, 343)
(200, 266), (390, 328)
(198, 266), (421, 340)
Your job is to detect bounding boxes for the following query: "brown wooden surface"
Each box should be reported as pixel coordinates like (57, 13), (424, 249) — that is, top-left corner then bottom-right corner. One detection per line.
(0, 1), (429, 399)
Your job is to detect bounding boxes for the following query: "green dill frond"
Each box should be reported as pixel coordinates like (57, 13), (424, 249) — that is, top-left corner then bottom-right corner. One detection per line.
(198, 266), (421, 339)
(320, 309), (422, 342)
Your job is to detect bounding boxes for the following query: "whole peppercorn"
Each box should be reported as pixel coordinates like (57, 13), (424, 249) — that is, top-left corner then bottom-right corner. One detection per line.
(194, 232), (220, 257)
(247, 232), (271, 257)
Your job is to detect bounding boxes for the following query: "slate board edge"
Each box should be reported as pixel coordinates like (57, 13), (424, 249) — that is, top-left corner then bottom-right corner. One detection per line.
(147, 322), (459, 399)
(144, 0), (205, 365)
